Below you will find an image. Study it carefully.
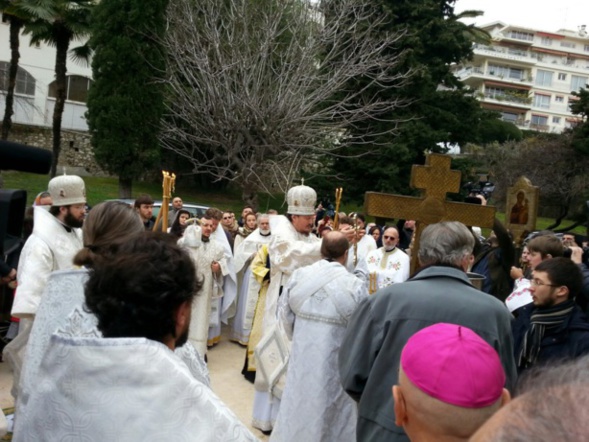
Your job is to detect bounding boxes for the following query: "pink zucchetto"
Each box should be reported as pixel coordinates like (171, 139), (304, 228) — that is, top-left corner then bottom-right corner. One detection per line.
(400, 323), (505, 408)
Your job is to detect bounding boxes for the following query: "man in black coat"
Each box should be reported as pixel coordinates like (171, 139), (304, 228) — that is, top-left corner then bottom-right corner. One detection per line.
(513, 257), (589, 375)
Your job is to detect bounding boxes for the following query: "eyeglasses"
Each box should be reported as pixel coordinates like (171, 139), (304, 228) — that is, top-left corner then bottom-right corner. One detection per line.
(530, 279), (559, 288)
(223, 216), (231, 220)
(383, 236), (398, 240)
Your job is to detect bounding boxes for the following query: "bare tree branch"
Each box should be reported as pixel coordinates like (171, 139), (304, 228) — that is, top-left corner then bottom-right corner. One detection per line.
(159, 0), (411, 205)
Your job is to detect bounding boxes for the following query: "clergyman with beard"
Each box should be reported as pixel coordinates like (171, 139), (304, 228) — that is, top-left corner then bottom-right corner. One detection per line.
(15, 234), (258, 441)
(11, 174), (87, 321)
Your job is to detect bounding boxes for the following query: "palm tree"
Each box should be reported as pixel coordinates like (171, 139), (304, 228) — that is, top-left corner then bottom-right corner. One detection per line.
(19, 0), (94, 176)
(0, 2), (27, 140)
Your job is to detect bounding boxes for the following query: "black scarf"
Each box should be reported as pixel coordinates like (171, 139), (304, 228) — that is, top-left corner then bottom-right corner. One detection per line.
(518, 300), (575, 370)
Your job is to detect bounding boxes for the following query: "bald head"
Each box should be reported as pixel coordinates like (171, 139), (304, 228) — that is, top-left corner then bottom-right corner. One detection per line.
(393, 368), (508, 441)
(320, 231), (349, 262)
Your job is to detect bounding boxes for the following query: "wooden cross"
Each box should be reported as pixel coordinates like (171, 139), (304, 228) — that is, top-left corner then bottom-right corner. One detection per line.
(364, 153), (496, 274)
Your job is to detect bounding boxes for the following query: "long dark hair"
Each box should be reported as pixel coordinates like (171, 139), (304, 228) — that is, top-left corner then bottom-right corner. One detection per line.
(170, 209), (191, 238)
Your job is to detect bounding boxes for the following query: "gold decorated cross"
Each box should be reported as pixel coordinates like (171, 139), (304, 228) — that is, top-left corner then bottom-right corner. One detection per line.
(364, 153), (496, 274)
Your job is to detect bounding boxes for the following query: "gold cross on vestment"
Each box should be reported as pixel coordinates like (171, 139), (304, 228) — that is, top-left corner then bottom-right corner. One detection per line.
(364, 153), (496, 274)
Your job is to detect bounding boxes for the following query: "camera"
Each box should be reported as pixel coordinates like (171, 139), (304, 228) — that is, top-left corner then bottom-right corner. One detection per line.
(463, 180), (496, 201)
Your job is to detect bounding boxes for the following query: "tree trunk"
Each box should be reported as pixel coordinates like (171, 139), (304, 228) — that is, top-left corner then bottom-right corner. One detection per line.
(241, 182), (259, 211)
(1, 16), (23, 141)
(118, 176), (133, 198)
(50, 28), (71, 177)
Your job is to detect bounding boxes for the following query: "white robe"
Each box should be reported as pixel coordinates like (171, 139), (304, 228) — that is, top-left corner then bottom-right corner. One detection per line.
(252, 216), (321, 431)
(14, 334), (257, 442)
(355, 247), (410, 291)
(345, 234), (377, 272)
(15, 269), (211, 429)
(231, 229), (272, 344)
(12, 206), (83, 318)
(271, 260), (367, 442)
(208, 224), (238, 344)
(179, 236), (227, 356)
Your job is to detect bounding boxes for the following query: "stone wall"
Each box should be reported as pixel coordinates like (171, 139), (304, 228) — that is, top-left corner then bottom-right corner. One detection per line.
(4, 124), (108, 176)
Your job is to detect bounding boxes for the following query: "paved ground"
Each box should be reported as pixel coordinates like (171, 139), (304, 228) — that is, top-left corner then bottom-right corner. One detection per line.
(0, 325), (269, 440)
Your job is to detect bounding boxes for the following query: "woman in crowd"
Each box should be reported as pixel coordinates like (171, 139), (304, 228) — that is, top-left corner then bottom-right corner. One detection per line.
(169, 209), (191, 238)
(234, 212), (257, 251)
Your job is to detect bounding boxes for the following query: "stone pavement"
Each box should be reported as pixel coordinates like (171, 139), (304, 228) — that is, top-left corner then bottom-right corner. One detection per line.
(0, 325), (269, 440)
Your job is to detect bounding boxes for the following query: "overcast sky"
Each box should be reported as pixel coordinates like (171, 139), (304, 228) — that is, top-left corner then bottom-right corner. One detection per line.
(455, 0), (589, 34)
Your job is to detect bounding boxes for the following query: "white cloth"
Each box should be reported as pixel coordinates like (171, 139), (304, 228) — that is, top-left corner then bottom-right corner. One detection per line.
(252, 216), (321, 431)
(14, 335), (257, 442)
(505, 277), (533, 312)
(208, 224), (239, 344)
(180, 228), (226, 356)
(12, 206), (83, 318)
(231, 229), (273, 343)
(345, 234), (377, 272)
(270, 260), (367, 442)
(355, 247), (410, 290)
(16, 268), (211, 426)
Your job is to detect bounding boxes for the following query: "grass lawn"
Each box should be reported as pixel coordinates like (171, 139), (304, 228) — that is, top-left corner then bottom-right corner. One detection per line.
(2, 171), (585, 236)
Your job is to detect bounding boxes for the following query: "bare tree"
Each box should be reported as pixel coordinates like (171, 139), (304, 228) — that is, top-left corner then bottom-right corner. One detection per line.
(160, 0), (410, 207)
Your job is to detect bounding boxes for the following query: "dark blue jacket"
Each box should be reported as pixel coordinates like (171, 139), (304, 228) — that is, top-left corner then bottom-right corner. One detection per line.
(513, 302), (589, 373)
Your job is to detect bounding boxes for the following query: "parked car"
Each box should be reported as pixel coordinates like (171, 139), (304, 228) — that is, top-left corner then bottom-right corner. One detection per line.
(108, 199), (209, 219)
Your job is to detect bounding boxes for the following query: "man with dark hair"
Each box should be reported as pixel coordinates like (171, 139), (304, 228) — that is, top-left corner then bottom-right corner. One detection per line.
(513, 257), (589, 374)
(271, 231), (367, 441)
(12, 175), (86, 320)
(133, 193), (155, 230)
(339, 221), (517, 442)
(15, 234), (257, 441)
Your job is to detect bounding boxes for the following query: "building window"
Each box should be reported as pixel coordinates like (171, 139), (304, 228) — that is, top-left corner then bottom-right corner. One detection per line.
(501, 112), (518, 123)
(541, 37), (553, 46)
(48, 75), (92, 103)
(571, 75), (588, 93)
(531, 115), (548, 126)
(560, 41), (576, 48)
(533, 94), (551, 108)
(536, 70), (553, 87)
(552, 116), (561, 124)
(487, 64), (524, 80)
(585, 44), (589, 52)
(509, 30), (534, 41)
(558, 73), (567, 81)
(555, 96), (564, 103)
(0, 62), (36, 96)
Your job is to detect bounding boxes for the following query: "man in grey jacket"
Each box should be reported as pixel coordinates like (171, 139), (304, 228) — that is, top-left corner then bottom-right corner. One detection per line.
(339, 221), (517, 442)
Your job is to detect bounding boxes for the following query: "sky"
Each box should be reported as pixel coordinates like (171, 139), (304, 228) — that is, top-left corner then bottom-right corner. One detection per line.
(455, 0), (589, 34)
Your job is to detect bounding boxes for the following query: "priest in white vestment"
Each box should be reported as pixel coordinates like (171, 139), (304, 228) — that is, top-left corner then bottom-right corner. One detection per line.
(14, 234), (256, 442)
(270, 231), (367, 442)
(231, 214), (272, 345)
(252, 184), (322, 432)
(4, 175), (86, 400)
(355, 226), (410, 292)
(179, 219), (227, 357)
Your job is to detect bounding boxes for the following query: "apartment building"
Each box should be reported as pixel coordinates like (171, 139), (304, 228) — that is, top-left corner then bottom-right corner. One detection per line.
(456, 22), (589, 133)
(0, 15), (92, 131)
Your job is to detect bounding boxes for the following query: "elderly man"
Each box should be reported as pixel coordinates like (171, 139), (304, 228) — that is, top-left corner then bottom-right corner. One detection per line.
(15, 233), (257, 442)
(339, 221), (517, 442)
(355, 226), (410, 292)
(392, 323), (510, 442)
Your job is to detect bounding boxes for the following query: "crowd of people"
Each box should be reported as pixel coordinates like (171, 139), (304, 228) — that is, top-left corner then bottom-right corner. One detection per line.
(2, 174), (589, 441)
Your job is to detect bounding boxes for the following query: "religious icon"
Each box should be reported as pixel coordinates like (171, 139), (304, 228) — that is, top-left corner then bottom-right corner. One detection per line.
(509, 190), (529, 225)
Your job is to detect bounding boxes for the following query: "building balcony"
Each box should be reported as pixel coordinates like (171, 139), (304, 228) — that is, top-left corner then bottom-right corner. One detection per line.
(481, 93), (531, 110)
(473, 45), (536, 65)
